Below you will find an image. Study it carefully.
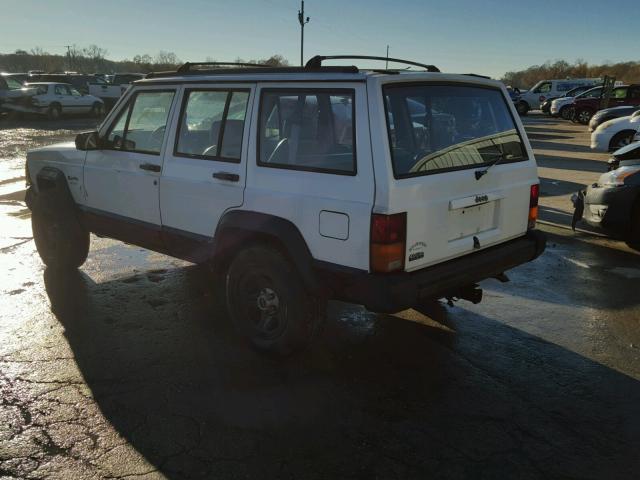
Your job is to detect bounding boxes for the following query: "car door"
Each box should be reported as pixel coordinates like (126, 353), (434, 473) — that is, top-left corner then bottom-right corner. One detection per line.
(67, 85), (93, 113)
(53, 84), (74, 113)
(83, 87), (178, 246)
(160, 84), (253, 259)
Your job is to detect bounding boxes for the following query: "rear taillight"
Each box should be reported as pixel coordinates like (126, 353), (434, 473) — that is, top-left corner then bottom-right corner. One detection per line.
(529, 184), (539, 229)
(370, 213), (406, 273)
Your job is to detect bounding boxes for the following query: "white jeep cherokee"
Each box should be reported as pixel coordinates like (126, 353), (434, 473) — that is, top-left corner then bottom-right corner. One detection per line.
(25, 56), (546, 355)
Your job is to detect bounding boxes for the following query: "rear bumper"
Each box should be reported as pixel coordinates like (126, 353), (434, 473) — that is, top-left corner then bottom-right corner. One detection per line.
(572, 185), (638, 234)
(319, 230), (546, 313)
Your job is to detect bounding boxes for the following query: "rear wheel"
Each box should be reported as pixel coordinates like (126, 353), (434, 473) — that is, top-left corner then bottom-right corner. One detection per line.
(31, 188), (89, 269)
(576, 108), (594, 125)
(47, 104), (61, 120)
(609, 130), (636, 152)
(226, 246), (324, 356)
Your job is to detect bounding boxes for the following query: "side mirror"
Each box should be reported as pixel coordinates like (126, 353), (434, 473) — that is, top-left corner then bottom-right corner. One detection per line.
(75, 131), (100, 150)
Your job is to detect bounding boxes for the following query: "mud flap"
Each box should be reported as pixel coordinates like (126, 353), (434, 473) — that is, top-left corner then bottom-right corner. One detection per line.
(571, 190), (585, 231)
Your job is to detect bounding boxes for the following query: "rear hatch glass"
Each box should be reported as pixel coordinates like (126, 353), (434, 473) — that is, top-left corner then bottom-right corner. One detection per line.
(384, 84), (527, 178)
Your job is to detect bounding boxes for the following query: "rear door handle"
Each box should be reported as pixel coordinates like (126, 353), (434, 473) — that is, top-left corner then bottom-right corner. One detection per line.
(139, 163), (161, 172)
(212, 172), (239, 182)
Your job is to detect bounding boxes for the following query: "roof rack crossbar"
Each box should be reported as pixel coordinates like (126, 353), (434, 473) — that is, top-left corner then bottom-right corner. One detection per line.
(177, 62), (271, 73)
(305, 55), (440, 73)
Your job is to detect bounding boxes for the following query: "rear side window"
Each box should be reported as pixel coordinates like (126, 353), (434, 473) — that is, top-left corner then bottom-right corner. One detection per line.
(104, 90), (175, 154)
(384, 84), (527, 178)
(258, 89), (356, 175)
(175, 89), (249, 162)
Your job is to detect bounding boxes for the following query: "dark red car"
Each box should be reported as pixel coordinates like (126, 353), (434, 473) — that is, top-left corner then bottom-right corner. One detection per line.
(573, 84), (640, 124)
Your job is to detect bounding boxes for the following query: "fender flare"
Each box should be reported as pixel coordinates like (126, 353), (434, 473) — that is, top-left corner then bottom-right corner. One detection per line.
(212, 210), (323, 295)
(34, 166), (76, 210)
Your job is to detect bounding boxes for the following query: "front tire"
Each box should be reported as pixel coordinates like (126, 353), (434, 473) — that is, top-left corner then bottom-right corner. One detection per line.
(226, 246), (324, 356)
(31, 189), (89, 269)
(576, 108), (594, 125)
(560, 106), (574, 120)
(609, 130), (636, 152)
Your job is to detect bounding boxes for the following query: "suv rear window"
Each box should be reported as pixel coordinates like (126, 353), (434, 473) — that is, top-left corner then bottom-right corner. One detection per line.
(258, 89), (356, 175)
(384, 84), (527, 178)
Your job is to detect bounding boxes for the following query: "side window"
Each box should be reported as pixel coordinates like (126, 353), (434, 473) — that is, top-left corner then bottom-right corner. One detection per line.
(612, 88), (628, 99)
(105, 90), (175, 154)
(175, 89), (249, 161)
(54, 85), (67, 96)
(258, 90), (356, 175)
(533, 82), (552, 94)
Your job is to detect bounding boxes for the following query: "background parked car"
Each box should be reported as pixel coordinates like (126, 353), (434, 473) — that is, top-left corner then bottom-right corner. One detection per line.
(573, 84), (640, 125)
(30, 73), (121, 107)
(517, 78), (599, 114)
(3, 82), (104, 119)
(111, 73), (145, 94)
(1, 73), (35, 112)
(588, 105), (640, 131)
(590, 110), (640, 152)
(549, 85), (601, 119)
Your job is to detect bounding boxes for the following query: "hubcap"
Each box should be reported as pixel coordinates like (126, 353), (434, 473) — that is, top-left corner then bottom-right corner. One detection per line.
(256, 287), (279, 313)
(579, 111), (590, 123)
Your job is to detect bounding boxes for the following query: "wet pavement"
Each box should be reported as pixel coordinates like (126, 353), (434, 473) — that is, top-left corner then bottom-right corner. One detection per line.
(1, 113), (639, 479)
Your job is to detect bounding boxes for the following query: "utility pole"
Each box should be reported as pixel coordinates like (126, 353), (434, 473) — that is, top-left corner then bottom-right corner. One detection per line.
(298, 1), (310, 67)
(65, 45), (72, 71)
(385, 45), (389, 70)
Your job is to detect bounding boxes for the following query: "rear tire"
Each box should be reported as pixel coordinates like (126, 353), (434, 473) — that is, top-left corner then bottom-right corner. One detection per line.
(31, 188), (89, 270)
(47, 104), (61, 120)
(609, 130), (636, 152)
(226, 246), (325, 356)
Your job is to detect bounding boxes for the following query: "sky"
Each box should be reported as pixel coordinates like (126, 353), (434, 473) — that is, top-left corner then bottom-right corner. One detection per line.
(1, 0), (639, 78)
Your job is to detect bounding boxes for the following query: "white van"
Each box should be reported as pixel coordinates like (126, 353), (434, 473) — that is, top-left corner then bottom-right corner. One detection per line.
(517, 78), (600, 114)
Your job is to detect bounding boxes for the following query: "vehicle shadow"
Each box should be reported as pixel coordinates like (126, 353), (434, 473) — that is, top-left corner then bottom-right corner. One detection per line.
(524, 125), (582, 135)
(535, 153), (606, 173)
(539, 176), (586, 197)
(43, 263), (640, 479)
(530, 140), (597, 155)
(0, 115), (100, 131)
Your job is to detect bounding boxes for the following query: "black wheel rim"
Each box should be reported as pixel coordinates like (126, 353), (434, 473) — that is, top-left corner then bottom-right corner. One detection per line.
(237, 273), (287, 341)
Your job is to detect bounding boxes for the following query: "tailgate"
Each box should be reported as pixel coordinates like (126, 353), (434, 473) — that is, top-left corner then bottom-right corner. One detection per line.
(379, 81), (538, 272)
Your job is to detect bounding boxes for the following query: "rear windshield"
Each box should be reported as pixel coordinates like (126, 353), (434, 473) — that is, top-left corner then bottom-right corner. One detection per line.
(384, 84), (527, 178)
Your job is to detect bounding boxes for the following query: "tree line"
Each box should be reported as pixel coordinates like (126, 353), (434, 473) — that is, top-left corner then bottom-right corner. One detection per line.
(0, 45), (290, 74)
(502, 60), (640, 89)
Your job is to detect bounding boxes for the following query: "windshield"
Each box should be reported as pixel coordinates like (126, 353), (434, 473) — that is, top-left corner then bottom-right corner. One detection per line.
(384, 84), (527, 178)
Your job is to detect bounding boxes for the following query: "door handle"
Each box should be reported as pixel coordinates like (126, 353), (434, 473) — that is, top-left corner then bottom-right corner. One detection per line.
(212, 172), (239, 182)
(139, 163), (161, 172)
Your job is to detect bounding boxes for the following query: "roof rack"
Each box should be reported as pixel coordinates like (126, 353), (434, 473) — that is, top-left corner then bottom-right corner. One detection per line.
(305, 55), (440, 73)
(176, 62), (270, 73)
